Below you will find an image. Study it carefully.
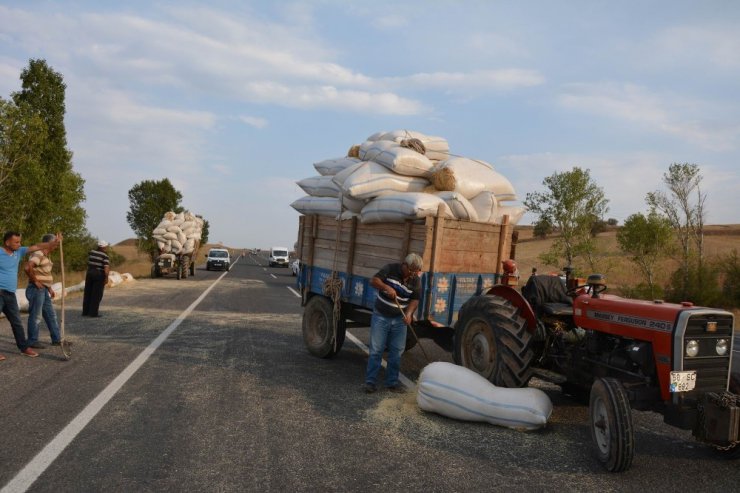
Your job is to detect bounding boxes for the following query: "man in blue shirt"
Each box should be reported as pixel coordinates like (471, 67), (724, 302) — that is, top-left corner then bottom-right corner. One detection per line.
(364, 253), (423, 393)
(1, 231), (60, 359)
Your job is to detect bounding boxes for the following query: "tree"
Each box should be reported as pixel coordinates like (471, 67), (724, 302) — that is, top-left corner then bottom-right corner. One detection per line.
(646, 163), (706, 300)
(533, 218), (553, 239)
(524, 167), (609, 270)
(10, 59), (86, 240)
(0, 98), (46, 201)
(617, 212), (674, 299)
(198, 216), (210, 245)
(126, 178), (183, 258)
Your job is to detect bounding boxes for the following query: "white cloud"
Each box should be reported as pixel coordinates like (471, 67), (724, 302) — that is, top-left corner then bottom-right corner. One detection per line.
(395, 69), (544, 91)
(239, 115), (268, 129)
(557, 82), (740, 151)
(652, 25), (740, 71)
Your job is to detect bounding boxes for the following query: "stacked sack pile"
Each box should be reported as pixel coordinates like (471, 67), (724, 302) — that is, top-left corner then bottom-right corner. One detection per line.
(152, 211), (204, 255)
(291, 130), (526, 225)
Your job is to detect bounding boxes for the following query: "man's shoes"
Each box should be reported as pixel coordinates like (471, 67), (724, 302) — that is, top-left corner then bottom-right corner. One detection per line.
(21, 348), (39, 358)
(51, 340), (73, 346)
(363, 383), (378, 394)
(386, 385), (406, 393)
(29, 342), (46, 349)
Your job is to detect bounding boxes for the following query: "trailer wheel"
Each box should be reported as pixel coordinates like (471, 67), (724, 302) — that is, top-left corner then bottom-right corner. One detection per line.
(176, 262), (182, 280)
(589, 377), (634, 472)
(151, 265), (158, 279)
(453, 295), (533, 387)
(302, 295), (346, 358)
(190, 260), (195, 276)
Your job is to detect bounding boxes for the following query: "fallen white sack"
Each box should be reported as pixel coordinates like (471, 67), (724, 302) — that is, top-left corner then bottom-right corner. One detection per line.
(360, 192), (453, 224)
(435, 191), (479, 222)
(358, 140), (435, 177)
(313, 156), (360, 176)
(107, 271), (124, 287)
(417, 362), (552, 431)
(378, 130), (450, 162)
(296, 175), (342, 197)
(290, 195), (342, 217)
(340, 161), (430, 200)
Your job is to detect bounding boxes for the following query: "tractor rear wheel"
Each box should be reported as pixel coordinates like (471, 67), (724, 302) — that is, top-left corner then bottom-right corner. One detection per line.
(302, 295), (346, 358)
(589, 377), (634, 472)
(453, 294), (533, 387)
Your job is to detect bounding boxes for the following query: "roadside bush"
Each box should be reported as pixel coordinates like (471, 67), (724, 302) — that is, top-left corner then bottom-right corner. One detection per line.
(617, 282), (665, 301)
(664, 261), (723, 307)
(719, 249), (740, 309)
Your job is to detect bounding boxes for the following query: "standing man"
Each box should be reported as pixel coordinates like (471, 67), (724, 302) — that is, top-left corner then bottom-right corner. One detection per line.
(364, 253), (423, 393)
(82, 240), (110, 317)
(24, 234), (63, 348)
(0, 231), (60, 359)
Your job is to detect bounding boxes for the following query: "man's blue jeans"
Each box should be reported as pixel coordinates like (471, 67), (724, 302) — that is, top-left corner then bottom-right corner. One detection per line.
(365, 312), (407, 387)
(0, 289), (29, 350)
(26, 284), (60, 344)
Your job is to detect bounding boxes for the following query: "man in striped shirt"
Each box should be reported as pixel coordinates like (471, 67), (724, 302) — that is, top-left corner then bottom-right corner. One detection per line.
(82, 240), (110, 317)
(24, 234), (63, 348)
(363, 253), (423, 393)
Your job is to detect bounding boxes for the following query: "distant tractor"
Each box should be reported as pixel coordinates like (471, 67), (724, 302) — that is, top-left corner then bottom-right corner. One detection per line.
(151, 241), (199, 280)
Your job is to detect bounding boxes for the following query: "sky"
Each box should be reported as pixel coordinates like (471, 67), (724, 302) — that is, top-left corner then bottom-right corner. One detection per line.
(1, 1), (738, 248)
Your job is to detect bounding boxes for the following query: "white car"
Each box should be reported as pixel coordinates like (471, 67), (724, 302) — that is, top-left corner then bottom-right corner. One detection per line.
(290, 259), (300, 276)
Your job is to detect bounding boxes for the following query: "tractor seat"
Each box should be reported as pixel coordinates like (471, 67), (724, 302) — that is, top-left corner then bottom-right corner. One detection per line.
(542, 303), (573, 317)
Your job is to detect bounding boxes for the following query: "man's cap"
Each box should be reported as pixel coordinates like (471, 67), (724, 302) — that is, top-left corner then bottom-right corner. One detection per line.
(98, 240), (109, 248)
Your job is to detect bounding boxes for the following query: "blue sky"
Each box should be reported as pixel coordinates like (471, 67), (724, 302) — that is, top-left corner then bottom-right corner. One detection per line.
(1, 1), (738, 248)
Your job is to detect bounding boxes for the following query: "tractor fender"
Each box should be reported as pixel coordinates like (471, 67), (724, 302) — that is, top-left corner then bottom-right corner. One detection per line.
(485, 285), (537, 334)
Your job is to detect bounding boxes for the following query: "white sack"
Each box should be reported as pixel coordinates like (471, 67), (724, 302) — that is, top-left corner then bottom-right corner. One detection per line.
(492, 205), (527, 225)
(152, 227), (167, 236)
(469, 192), (498, 223)
(360, 192), (453, 224)
(297, 175), (342, 197)
(379, 130), (450, 162)
(342, 194), (366, 213)
(163, 232), (178, 241)
(417, 362), (552, 431)
(313, 157), (361, 176)
(331, 161), (366, 188)
(339, 210), (360, 221)
(107, 271), (123, 287)
(358, 140), (434, 177)
(435, 191), (479, 222)
(432, 157), (516, 200)
(366, 131), (386, 142)
(167, 225), (181, 233)
(177, 231), (187, 245)
(341, 161), (430, 200)
(290, 195), (342, 217)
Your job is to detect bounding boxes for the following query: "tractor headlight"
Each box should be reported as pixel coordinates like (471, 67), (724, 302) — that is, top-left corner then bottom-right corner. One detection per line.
(686, 340), (700, 358)
(716, 339), (729, 356)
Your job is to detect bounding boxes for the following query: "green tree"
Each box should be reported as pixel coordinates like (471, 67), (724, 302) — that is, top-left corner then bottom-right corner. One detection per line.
(126, 178), (183, 258)
(0, 98), (46, 202)
(198, 216), (210, 245)
(10, 59), (86, 240)
(524, 167), (609, 270)
(617, 212), (674, 299)
(533, 218), (553, 239)
(646, 163), (706, 300)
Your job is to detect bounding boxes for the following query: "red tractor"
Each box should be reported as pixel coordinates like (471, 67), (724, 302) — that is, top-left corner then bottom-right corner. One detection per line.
(453, 264), (738, 472)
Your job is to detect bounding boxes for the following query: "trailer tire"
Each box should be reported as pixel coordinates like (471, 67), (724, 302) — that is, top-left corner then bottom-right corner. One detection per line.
(589, 377), (634, 472)
(453, 294), (533, 387)
(302, 295), (346, 358)
(190, 261), (195, 276)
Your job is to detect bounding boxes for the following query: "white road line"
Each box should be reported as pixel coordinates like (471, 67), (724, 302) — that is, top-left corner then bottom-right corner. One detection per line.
(288, 289), (414, 389)
(1, 270), (231, 493)
(270, 274), (277, 279)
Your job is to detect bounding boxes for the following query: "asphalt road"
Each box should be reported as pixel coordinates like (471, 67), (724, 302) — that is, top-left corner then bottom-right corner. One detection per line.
(1, 255), (739, 492)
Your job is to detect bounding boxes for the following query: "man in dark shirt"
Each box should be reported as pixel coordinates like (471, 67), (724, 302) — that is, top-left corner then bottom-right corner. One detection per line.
(82, 240), (110, 317)
(364, 253), (423, 393)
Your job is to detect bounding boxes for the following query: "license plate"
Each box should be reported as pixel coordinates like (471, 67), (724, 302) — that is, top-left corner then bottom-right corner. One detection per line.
(669, 370), (697, 393)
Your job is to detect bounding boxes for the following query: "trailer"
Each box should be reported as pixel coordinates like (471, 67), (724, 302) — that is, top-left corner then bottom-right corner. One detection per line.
(296, 212), (516, 358)
(151, 239), (201, 280)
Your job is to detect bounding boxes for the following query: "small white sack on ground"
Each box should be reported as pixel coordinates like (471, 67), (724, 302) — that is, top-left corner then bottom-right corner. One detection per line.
(417, 362), (552, 431)
(290, 195), (342, 217)
(297, 175), (342, 197)
(341, 161), (430, 200)
(358, 140), (435, 177)
(379, 130), (450, 162)
(434, 191), (479, 222)
(360, 192), (453, 223)
(313, 156), (360, 176)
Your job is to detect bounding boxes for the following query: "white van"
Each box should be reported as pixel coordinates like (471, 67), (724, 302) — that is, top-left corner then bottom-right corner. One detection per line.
(269, 246), (290, 267)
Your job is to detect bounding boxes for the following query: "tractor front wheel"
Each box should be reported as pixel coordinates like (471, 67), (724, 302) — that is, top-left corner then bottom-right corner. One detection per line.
(302, 295), (346, 358)
(589, 377), (634, 472)
(453, 294), (533, 387)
